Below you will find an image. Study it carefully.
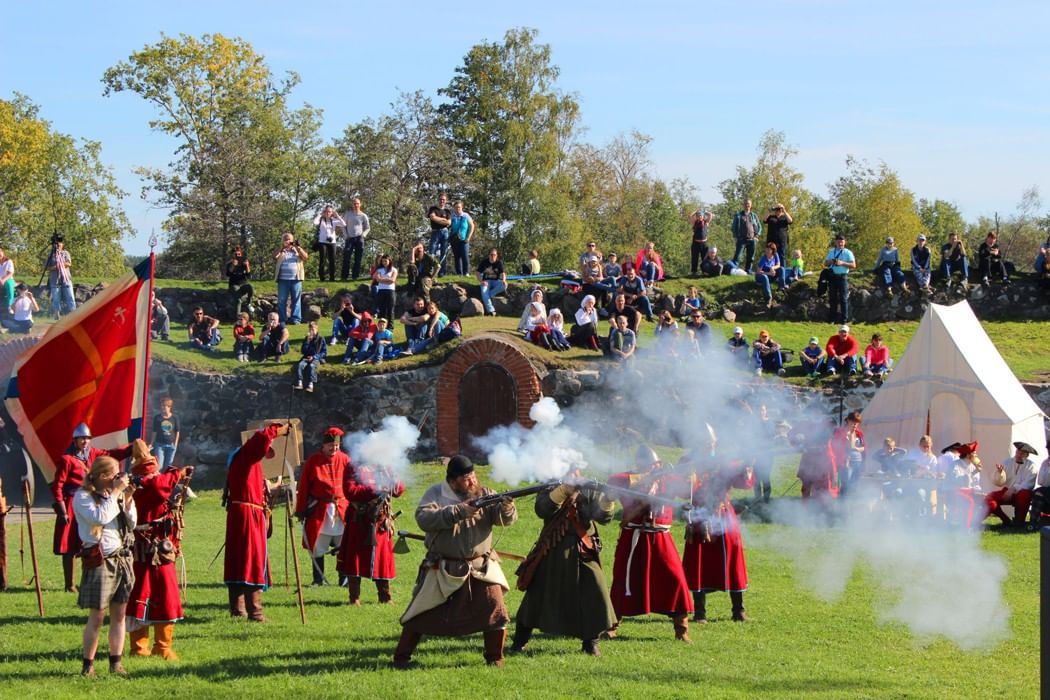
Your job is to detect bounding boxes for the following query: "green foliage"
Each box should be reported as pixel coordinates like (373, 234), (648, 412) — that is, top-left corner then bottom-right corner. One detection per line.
(0, 94), (130, 279)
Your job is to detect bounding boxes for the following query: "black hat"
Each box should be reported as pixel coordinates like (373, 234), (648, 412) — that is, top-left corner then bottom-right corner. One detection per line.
(446, 454), (474, 480)
(1013, 441), (1038, 455)
(940, 441), (963, 455)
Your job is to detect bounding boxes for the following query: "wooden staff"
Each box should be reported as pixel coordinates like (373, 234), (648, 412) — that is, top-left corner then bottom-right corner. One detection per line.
(284, 483), (306, 624)
(0, 476), (7, 591)
(22, 479), (43, 616)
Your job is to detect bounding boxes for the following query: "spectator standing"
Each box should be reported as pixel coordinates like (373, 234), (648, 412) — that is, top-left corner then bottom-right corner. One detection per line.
(731, 199), (761, 273)
(225, 245), (254, 315)
(873, 237), (908, 294)
(940, 231), (969, 288)
(273, 233), (308, 325)
(689, 209), (712, 276)
(822, 234), (856, 325)
(341, 197), (370, 281)
(977, 231), (1009, 286)
(2, 283), (38, 334)
(764, 203), (792, 258)
(46, 235), (76, 317)
(312, 205), (346, 282)
(449, 200), (475, 276)
(150, 397), (180, 471)
(426, 193), (452, 276)
(372, 254), (398, 327)
(910, 234), (933, 291)
(0, 249), (15, 314)
(477, 248), (506, 317)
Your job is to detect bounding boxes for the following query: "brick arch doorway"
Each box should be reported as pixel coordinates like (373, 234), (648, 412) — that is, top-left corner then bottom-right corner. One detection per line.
(436, 335), (542, 460)
(457, 363), (516, 461)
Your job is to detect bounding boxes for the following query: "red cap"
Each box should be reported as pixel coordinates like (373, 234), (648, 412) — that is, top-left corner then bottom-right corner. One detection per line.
(957, 441), (979, 458)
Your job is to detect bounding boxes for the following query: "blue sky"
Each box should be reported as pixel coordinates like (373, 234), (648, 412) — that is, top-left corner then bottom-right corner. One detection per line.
(4, 1), (1049, 254)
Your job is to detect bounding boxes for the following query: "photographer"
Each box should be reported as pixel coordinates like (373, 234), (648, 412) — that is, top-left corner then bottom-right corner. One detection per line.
(2, 283), (38, 333)
(273, 232), (308, 325)
(46, 234), (76, 317)
(689, 209), (712, 276)
(764, 203), (793, 260)
(312, 205), (345, 282)
(225, 245), (254, 316)
(978, 230), (1009, 286)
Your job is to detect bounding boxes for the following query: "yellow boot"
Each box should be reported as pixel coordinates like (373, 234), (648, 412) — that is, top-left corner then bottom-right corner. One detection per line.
(151, 623), (178, 660)
(129, 626), (151, 657)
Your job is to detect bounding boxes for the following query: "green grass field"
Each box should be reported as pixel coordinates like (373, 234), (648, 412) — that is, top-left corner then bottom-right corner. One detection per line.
(0, 460), (1041, 699)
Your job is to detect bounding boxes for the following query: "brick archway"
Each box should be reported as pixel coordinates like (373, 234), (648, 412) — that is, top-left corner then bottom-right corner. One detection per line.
(436, 335), (542, 458)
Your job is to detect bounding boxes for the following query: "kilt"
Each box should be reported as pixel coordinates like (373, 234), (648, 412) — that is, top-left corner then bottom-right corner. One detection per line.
(78, 552), (135, 610)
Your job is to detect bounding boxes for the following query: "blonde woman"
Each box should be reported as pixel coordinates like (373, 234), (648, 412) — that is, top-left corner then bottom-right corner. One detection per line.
(73, 455), (138, 676)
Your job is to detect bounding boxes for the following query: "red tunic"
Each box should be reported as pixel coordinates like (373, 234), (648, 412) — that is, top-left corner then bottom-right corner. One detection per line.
(51, 444), (131, 555)
(336, 464), (404, 580)
(681, 464), (753, 593)
(294, 449), (350, 551)
(223, 426), (280, 588)
(129, 469), (186, 623)
(798, 439), (838, 499)
(608, 471), (693, 617)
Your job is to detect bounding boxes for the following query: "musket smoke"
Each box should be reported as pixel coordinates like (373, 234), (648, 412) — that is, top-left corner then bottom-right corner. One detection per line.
(342, 415), (420, 489)
(477, 397), (591, 485)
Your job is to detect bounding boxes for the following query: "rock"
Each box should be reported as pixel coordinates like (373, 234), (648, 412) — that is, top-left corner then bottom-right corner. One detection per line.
(459, 298), (485, 317)
(306, 304), (322, 322)
(560, 294), (581, 319)
(722, 308), (737, 322)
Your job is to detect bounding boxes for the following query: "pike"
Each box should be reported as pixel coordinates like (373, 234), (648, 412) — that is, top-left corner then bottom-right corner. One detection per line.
(22, 478), (43, 616)
(470, 480), (561, 509)
(394, 530), (527, 562)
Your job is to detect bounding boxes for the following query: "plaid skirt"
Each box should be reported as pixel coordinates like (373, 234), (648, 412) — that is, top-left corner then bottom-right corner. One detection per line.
(78, 551), (135, 610)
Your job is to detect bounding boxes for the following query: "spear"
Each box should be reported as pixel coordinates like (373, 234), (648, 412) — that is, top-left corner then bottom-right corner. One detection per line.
(22, 479), (43, 616)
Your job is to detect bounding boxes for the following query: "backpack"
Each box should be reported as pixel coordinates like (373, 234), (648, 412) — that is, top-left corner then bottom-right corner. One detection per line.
(437, 319), (462, 343)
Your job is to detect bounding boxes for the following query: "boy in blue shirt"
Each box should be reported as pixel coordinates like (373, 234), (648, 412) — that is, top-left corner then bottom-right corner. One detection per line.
(368, 318), (394, 365)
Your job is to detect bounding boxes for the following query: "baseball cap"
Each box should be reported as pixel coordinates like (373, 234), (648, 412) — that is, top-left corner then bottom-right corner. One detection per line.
(733, 326), (743, 335)
(809, 336), (819, 344)
(917, 234), (927, 241)
(834, 234), (845, 241)
(885, 237), (894, 244)
(839, 324), (850, 333)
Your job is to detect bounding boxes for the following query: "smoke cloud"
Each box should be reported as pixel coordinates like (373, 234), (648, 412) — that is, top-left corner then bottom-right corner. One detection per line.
(342, 415), (420, 489)
(476, 397), (591, 485)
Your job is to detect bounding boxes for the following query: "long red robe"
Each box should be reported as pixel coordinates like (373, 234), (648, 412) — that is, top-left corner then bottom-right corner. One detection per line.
(336, 464), (404, 580)
(798, 439), (838, 500)
(608, 471), (693, 617)
(51, 444), (131, 555)
(294, 449), (350, 552)
(681, 464), (753, 593)
(223, 425), (280, 588)
(129, 469), (186, 623)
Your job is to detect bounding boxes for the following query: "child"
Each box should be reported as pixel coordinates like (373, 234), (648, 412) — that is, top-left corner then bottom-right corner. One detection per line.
(788, 249), (805, 283)
(863, 333), (891, 378)
(603, 253), (622, 287)
(2, 283), (38, 334)
(800, 336), (826, 378)
(547, 309), (571, 350)
(608, 314), (636, 362)
(151, 397), (180, 471)
(726, 326), (749, 364)
(365, 318), (394, 365)
(295, 321), (328, 392)
(344, 312), (376, 364)
(523, 301), (554, 350)
(330, 296), (360, 345)
(233, 312), (255, 362)
(678, 286), (703, 318)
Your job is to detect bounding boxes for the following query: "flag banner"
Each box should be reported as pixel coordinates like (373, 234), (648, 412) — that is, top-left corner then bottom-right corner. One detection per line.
(5, 256), (154, 482)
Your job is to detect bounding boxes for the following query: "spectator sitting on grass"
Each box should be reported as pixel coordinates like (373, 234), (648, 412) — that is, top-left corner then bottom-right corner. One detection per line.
(330, 296), (360, 345)
(825, 324), (859, 376)
(294, 321), (327, 392)
(232, 312), (255, 363)
(358, 317), (393, 365)
(518, 289), (546, 332)
(603, 253), (622, 288)
(343, 311), (376, 364)
(401, 296), (432, 348)
(726, 325), (749, 363)
(546, 309), (571, 350)
(654, 310), (679, 356)
(634, 241), (664, 283)
(684, 309), (713, 352)
(187, 306), (221, 352)
(617, 266), (654, 322)
(911, 235), (933, 292)
(701, 247), (730, 277)
(606, 292), (641, 334)
(258, 311), (290, 362)
(2, 283), (38, 334)
(862, 333), (891, 378)
(678, 286), (703, 318)
(607, 314), (636, 362)
(788, 249), (805, 282)
(406, 300), (449, 355)
(752, 329), (785, 377)
(799, 336), (826, 378)
(150, 291), (170, 341)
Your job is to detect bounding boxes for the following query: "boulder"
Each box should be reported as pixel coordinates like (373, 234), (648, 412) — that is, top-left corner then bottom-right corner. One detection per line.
(459, 298), (485, 317)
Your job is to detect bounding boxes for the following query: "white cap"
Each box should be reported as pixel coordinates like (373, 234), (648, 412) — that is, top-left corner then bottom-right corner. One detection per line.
(839, 324), (850, 333)
(733, 326), (743, 335)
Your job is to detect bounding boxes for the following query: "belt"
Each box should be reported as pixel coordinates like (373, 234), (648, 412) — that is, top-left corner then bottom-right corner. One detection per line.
(439, 552), (489, 562)
(624, 522), (671, 533)
(231, 500), (265, 510)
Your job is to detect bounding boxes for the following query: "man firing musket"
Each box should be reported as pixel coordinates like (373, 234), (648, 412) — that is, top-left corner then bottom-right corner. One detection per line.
(392, 454), (518, 668)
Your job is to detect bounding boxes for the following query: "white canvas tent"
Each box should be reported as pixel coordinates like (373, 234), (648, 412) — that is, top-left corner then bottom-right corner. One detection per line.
(861, 301), (1047, 468)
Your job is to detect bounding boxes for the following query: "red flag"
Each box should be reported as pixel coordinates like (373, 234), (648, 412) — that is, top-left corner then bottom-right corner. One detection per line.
(5, 256), (154, 482)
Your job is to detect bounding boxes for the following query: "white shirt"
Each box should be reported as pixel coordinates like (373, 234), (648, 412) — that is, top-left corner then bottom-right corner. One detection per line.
(313, 214), (346, 244)
(0, 258), (13, 283)
(11, 296), (33, 322)
(375, 266), (397, 291)
(1001, 456), (1038, 495)
(73, 488), (138, 556)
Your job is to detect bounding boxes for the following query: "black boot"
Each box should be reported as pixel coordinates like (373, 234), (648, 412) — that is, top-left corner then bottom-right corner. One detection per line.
(81, 657), (95, 677)
(63, 553), (77, 593)
(730, 591), (748, 622)
(581, 638), (601, 656)
(510, 626), (532, 653)
(692, 592), (707, 623)
(312, 557), (325, 586)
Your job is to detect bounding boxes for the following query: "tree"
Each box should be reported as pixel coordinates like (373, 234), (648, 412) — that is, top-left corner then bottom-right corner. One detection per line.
(0, 95), (130, 280)
(439, 27), (579, 265)
(102, 33), (322, 277)
(917, 198), (965, 245)
(827, 157), (925, 266)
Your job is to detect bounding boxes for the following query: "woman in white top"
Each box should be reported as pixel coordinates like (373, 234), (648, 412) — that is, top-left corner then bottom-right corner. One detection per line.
(372, 253), (398, 327)
(517, 288), (546, 332)
(312, 205), (346, 282)
(570, 294), (601, 351)
(73, 455), (138, 676)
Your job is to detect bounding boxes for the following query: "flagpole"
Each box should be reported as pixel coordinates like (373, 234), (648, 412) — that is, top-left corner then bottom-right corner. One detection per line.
(139, 237), (158, 440)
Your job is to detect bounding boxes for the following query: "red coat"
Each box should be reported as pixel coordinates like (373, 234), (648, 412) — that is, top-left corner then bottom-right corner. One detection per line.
(336, 464), (404, 580)
(51, 443), (131, 555)
(295, 449), (350, 552)
(607, 471), (693, 617)
(224, 425), (280, 588)
(129, 469), (187, 623)
(798, 440), (838, 499)
(681, 464), (753, 593)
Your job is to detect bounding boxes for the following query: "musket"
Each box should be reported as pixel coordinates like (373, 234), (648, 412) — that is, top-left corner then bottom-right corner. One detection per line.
(579, 479), (694, 514)
(394, 530), (526, 562)
(470, 480), (560, 509)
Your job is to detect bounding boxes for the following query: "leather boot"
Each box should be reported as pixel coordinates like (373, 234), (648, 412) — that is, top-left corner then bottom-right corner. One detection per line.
(245, 587), (268, 623)
(81, 657), (95, 677)
(108, 654), (127, 676)
(63, 554), (77, 593)
(672, 614), (691, 643)
(375, 579), (393, 604)
(482, 629), (507, 666)
(731, 591), (748, 622)
(228, 585), (247, 618)
(129, 626), (151, 656)
(347, 576), (361, 606)
(601, 618), (621, 640)
(510, 626), (532, 653)
(692, 592), (708, 623)
(151, 623), (178, 660)
(312, 557), (325, 586)
(392, 628), (422, 669)
(581, 638), (601, 656)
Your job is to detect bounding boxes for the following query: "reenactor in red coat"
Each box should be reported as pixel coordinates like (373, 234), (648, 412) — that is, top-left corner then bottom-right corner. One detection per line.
(295, 427), (351, 586)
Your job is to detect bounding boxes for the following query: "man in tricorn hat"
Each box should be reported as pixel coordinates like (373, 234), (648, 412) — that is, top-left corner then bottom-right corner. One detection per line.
(51, 423), (132, 592)
(985, 442), (1040, 528)
(606, 444), (693, 641)
(393, 454), (517, 668)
